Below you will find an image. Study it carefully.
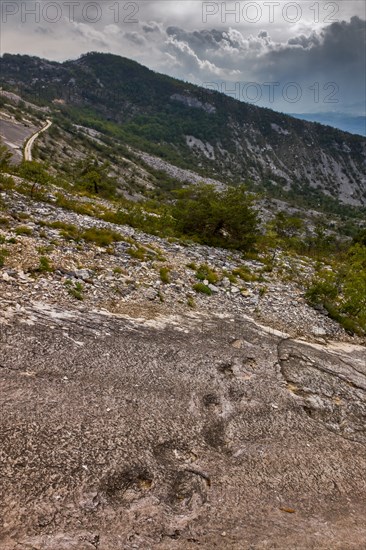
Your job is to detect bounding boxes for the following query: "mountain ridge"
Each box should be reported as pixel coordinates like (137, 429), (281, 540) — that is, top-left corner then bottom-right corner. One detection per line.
(1, 51), (366, 207)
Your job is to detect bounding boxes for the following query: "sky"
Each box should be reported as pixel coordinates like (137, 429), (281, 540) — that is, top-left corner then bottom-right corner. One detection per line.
(1, 1), (365, 117)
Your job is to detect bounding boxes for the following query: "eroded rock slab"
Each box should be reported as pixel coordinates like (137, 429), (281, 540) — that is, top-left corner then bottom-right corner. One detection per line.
(0, 306), (365, 549)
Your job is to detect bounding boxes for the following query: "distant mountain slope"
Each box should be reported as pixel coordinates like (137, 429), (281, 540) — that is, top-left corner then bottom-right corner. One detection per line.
(1, 52), (366, 206)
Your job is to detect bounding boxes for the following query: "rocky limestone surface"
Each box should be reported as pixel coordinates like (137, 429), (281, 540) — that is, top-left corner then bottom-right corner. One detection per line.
(0, 304), (365, 549)
(1, 182), (366, 549)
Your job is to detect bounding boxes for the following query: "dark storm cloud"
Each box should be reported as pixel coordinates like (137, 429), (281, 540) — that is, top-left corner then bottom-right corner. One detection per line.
(142, 23), (161, 34)
(266, 16), (364, 77)
(253, 16), (365, 109)
(166, 27), (224, 50)
(287, 33), (321, 48)
(165, 15), (364, 69)
(163, 16), (365, 112)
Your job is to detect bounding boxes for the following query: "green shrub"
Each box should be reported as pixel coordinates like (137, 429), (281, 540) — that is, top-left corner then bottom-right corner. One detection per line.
(353, 228), (366, 246)
(195, 264), (218, 284)
(305, 244), (366, 335)
(55, 194), (95, 217)
(65, 280), (84, 300)
(187, 295), (196, 308)
(73, 157), (117, 198)
(18, 160), (50, 198)
(15, 226), (32, 236)
(0, 247), (9, 267)
(173, 183), (258, 251)
(47, 221), (80, 241)
(16, 212), (29, 221)
(113, 266), (125, 275)
(305, 274), (338, 305)
(272, 211), (304, 238)
(193, 282), (212, 295)
(81, 227), (123, 247)
(259, 286), (268, 297)
(38, 256), (53, 273)
(37, 245), (54, 254)
(232, 266), (257, 282)
(222, 270), (237, 284)
(127, 245), (147, 261)
(159, 266), (171, 284)
(0, 173), (15, 193)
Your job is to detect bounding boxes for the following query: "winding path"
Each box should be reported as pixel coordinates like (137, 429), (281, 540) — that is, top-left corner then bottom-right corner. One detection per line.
(24, 118), (52, 161)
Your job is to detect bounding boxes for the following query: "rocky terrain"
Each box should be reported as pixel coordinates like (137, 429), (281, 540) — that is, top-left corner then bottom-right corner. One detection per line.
(0, 180), (358, 342)
(1, 175), (366, 549)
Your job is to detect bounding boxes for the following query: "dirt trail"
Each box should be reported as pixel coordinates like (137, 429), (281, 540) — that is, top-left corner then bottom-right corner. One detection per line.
(23, 119), (52, 161)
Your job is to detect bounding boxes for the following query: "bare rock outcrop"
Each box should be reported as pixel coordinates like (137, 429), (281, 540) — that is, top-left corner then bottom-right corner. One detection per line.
(1, 305), (365, 549)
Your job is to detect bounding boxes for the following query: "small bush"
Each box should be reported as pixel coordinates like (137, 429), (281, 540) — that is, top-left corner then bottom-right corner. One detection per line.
(55, 194), (95, 217)
(232, 266), (257, 282)
(305, 276), (338, 305)
(195, 264), (218, 284)
(261, 262), (274, 273)
(15, 226), (32, 236)
(0, 174), (16, 192)
(113, 266), (125, 275)
(187, 295), (196, 308)
(37, 245), (54, 254)
(47, 221), (80, 241)
(127, 245), (147, 261)
(16, 212), (30, 221)
(223, 270), (237, 284)
(38, 256), (53, 273)
(193, 282), (212, 296)
(156, 254), (167, 262)
(81, 227), (123, 247)
(18, 160), (50, 198)
(0, 248), (9, 267)
(159, 267), (171, 284)
(305, 244), (366, 335)
(65, 280), (84, 300)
